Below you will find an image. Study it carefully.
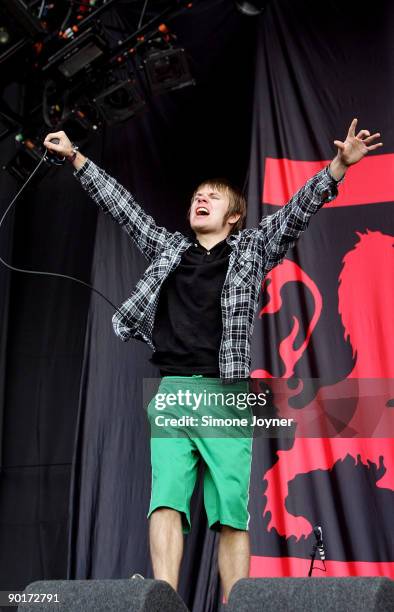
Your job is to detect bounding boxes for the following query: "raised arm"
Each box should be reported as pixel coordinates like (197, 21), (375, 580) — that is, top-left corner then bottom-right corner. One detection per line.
(43, 131), (173, 261)
(258, 118), (383, 273)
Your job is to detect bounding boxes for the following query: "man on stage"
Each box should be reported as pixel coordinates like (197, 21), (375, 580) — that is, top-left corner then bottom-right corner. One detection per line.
(44, 119), (381, 601)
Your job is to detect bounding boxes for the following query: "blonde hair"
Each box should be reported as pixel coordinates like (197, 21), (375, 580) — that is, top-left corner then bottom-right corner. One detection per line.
(189, 178), (247, 235)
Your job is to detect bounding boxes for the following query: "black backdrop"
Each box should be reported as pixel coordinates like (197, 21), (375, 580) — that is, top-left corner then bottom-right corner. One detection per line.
(1, 1), (393, 611)
(0, 3), (257, 611)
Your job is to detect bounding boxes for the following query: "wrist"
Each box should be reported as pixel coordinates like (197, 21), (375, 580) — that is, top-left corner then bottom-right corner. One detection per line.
(329, 155), (348, 182)
(65, 143), (79, 163)
(71, 151), (87, 171)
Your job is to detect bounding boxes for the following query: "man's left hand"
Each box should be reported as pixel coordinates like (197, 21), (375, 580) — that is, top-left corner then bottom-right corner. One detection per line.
(329, 118), (383, 180)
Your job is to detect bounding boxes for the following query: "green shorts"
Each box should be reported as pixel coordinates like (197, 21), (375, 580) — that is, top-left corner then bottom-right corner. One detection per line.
(146, 375), (254, 534)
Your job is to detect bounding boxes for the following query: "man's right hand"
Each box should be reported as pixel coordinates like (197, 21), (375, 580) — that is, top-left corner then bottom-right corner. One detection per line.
(43, 130), (86, 170)
(43, 130), (73, 157)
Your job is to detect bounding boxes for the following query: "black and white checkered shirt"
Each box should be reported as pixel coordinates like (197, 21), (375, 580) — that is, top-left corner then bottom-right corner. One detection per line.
(74, 160), (342, 382)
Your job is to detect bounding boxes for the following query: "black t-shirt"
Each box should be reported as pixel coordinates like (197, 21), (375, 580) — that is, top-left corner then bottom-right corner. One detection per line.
(150, 236), (231, 376)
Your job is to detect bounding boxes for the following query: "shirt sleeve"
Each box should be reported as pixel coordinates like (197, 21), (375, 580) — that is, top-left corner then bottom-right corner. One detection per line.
(258, 164), (344, 273)
(74, 158), (173, 261)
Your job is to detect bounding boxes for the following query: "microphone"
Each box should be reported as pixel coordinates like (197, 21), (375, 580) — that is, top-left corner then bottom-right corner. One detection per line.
(313, 525), (326, 562)
(44, 137), (66, 166)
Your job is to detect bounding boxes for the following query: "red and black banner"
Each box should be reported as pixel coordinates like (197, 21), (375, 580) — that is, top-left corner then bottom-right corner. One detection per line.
(247, 0), (394, 577)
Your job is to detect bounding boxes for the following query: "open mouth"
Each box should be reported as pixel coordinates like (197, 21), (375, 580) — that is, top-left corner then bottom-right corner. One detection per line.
(196, 206), (210, 216)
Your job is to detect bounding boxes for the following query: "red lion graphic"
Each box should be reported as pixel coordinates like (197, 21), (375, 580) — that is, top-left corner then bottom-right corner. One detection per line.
(252, 230), (394, 540)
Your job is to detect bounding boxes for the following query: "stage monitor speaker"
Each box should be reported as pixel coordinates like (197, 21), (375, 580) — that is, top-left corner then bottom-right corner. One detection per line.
(227, 577), (394, 612)
(17, 578), (189, 611)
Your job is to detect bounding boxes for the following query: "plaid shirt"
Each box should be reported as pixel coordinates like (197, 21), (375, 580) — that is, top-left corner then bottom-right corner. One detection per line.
(74, 160), (342, 382)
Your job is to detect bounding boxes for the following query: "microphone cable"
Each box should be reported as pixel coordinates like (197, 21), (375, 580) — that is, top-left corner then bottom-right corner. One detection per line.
(0, 150), (129, 322)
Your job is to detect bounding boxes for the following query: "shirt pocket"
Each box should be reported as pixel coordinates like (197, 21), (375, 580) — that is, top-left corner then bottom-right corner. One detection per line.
(231, 252), (255, 288)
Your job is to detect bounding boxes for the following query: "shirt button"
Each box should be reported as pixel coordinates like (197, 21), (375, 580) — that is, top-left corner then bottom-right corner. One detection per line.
(207, 251), (211, 255)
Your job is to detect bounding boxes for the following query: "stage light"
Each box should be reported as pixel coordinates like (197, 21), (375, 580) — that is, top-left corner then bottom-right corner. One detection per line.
(2, 137), (45, 183)
(43, 29), (108, 78)
(235, 1), (267, 16)
(42, 76), (100, 135)
(0, 27), (10, 45)
(144, 48), (195, 95)
(93, 79), (146, 125)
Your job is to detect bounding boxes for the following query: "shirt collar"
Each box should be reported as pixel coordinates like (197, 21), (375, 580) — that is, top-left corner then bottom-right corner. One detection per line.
(225, 231), (241, 247)
(184, 229), (241, 248)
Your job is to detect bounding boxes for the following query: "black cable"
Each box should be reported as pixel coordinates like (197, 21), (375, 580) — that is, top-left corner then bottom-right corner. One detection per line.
(59, 4), (73, 33)
(138, 0), (150, 29)
(0, 151), (128, 322)
(37, 0), (46, 19)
